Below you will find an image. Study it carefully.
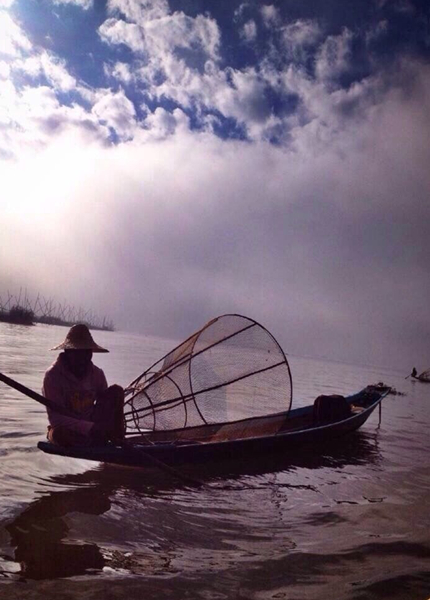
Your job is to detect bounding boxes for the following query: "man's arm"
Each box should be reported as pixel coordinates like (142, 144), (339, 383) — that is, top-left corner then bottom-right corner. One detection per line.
(42, 373), (94, 436)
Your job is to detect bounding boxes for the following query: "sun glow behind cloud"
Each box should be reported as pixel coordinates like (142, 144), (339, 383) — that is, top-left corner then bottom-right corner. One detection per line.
(2, 135), (96, 226)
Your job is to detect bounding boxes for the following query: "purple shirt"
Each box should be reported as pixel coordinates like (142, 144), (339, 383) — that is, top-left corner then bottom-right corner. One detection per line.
(42, 353), (108, 436)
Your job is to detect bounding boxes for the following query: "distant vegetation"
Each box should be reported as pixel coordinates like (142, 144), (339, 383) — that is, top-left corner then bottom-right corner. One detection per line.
(0, 290), (114, 331)
(1, 305), (35, 325)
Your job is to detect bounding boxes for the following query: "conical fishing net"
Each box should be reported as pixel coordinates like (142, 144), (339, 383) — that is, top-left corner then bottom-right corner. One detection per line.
(124, 314), (292, 435)
(418, 368), (430, 380)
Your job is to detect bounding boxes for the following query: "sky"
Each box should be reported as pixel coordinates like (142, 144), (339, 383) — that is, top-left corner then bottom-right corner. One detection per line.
(1, 0), (429, 371)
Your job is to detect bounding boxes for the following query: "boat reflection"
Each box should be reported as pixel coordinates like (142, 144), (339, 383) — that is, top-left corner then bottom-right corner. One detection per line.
(183, 428), (382, 480)
(6, 429), (381, 580)
(6, 480), (111, 580)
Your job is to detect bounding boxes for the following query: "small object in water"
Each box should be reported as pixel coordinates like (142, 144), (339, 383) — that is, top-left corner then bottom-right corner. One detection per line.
(411, 367), (430, 383)
(387, 388), (406, 396)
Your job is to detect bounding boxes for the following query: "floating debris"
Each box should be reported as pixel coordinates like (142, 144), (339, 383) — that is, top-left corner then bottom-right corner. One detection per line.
(373, 382), (406, 397)
(388, 388), (406, 396)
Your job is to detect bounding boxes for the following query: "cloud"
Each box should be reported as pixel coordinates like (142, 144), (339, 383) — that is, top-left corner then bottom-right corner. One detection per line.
(2, 58), (430, 369)
(365, 19), (389, 46)
(52, 0), (93, 8)
(0, 10), (32, 56)
(0, 82), (109, 159)
(102, 2), (220, 61)
(282, 19), (322, 61)
(1, 0), (430, 372)
(260, 5), (280, 27)
(99, 4), (222, 109)
(139, 106), (190, 140)
(241, 20), (257, 43)
(107, 0), (170, 23)
(213, 67), (274, 132)
(0, 60), (10, 78)
(145, 13), (220, 60)
(0, 11), (110, 158)
(14, 51), (76, 92)
(94, 5), (371, 143)
(315, 28), (354, 83)
(104, 61), (134, 84)
(99, 18), (146, 53)
(92, 88), (137, 140)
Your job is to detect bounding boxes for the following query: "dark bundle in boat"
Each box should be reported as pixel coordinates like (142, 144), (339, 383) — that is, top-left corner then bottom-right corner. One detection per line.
(123, 314), (293, 440)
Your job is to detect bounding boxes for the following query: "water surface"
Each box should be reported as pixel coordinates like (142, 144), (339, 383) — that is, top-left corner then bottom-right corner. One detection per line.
(0, 322), (429, 599)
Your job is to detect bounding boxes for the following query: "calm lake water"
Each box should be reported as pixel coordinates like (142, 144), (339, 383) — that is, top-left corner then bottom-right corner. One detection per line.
(0, 322), (429, 600)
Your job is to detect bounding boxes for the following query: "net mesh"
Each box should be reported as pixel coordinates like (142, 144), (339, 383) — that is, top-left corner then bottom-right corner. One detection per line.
(124, 314), (292, 434)
(419, 368), (430, 381)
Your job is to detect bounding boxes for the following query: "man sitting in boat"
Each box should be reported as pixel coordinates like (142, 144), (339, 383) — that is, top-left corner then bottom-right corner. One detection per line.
(43, 324), (125, 447)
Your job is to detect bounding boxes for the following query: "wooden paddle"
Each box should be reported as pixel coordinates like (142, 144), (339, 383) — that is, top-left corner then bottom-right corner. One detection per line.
(0, 371), (77, 418)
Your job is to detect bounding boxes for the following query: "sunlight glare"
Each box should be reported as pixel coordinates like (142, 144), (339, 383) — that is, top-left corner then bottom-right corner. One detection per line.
(1, 135), (98, 229)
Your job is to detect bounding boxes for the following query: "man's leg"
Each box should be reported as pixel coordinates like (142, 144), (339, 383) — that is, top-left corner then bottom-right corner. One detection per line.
(92, 385), (125, 444)
(48, 426), (90, 447)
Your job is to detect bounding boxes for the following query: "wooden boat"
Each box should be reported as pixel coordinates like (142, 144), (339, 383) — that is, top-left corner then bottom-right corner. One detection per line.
(411, 368), (430, 383)
(37, 384), (390, 468)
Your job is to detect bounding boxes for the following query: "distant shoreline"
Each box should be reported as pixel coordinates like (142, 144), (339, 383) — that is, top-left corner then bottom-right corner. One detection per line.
(0, 309), (114, 331)
(0, 292), (114, 332)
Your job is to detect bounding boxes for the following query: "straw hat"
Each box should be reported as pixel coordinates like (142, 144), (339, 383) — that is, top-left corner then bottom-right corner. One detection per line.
(51, 324), (109, 353)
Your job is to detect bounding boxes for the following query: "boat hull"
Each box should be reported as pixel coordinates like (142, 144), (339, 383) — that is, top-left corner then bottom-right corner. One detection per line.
(37, 385), (389, 468)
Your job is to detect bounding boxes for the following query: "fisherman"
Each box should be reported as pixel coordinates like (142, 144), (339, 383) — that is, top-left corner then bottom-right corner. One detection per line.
(43, 324), (125, 447)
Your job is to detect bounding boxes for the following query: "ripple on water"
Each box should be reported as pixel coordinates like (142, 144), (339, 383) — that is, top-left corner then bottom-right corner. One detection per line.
(0, 324), (430, 596)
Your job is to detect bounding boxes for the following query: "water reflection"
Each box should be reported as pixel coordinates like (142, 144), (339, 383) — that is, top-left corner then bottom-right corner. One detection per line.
(6, 480), (111, 579)
(1, 322), (429, 597)
(4, 464), (189, 580)
(182, 430), (382, 482)
(4, 430), (382, 580)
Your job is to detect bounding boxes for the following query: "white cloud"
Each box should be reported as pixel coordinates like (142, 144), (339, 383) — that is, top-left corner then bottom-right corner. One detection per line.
(234, 3), (249, 21)
(96, 7), (317, 142)
(99, 18), (146, 53)
(260, 5), (280, 27)
(92, 89), (137, 140)
(0, 11), (32, 57)
(139, 106), (190, 140)
(52, 0), (93, 8)
(0, 60), (10, 78)
(140, 55), (205, 104)
(315, 28), (354, 83)
(216, 68), (271, 123)
(241, 20), (257, 43)
(99, 8), (221, 80)
(140, 59), (277, 140)
(282, 19), (322, 59)
(0, 80), (109, 159)
(15, 51), (76, 92)
(135, 12), (220, 60)
(104, 61), (134, 84)
(1, 60), (430, 369)
(107, 0), (169, 23)
(0, 12), (113, 158)
(0, 0), (15, 8)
